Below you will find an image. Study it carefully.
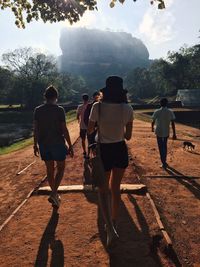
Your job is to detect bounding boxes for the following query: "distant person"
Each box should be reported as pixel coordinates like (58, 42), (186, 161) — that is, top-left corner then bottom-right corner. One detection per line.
(84, 91), (101, 147)
(152, 98), (177, 169)
(33, 85), (74, 208)
(76, 94), (89, 157)
(88, 76), (133, 247)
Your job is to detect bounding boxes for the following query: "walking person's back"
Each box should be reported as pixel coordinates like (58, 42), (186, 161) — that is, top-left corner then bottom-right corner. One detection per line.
(91, 102), (132, 144)
(88, 76), (133, 247)
(76, 94), (89, 157)
(84, 91), (100, 147)
(34, 103), (66, 146)
(152, 98), (177, 169)
(153, 107), (175, 138)
(33, 85), (74, 209)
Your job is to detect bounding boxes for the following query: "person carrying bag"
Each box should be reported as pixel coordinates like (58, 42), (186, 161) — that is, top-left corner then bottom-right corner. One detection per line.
(87, 76), (133, 248)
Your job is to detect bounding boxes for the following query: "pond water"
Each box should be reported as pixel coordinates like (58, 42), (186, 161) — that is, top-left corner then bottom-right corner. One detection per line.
(0, 110), (33, 147)
(0, 124), (32, 147)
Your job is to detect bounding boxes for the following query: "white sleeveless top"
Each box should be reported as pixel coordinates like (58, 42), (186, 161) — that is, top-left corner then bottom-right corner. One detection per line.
(89, 102), (133, 143)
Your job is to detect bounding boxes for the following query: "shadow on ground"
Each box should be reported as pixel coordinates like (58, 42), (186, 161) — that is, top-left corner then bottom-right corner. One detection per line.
(166, 166), (200, 200)
(84, 192), (164, 267)
(35, 210), (64, 267)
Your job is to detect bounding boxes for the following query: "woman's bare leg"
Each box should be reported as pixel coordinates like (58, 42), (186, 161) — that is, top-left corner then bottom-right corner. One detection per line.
(98, 172), (111, 227)
(110, 168), (125, 222)
(99, 171), (110, 194)
(54, 160), (65, 194)
(98, 171), (118, 246)
(45, 160), (55, 192)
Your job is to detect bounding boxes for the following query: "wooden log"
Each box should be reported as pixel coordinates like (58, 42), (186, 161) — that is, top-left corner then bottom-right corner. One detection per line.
(37, 184), (147, 195)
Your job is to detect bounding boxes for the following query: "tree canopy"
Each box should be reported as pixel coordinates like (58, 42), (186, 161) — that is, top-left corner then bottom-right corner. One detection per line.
(126, 44), (200, 100)
(0, 0), (165, 28)
(1, 47), (88, 108)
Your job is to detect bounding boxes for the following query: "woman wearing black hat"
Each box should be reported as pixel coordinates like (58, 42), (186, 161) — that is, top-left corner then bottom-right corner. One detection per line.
(88, 76), (133, 247)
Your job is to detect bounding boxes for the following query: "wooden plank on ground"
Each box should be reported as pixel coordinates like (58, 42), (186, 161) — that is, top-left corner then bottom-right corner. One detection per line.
(146, 192), (172, 247)
(36, 184), (147, 194)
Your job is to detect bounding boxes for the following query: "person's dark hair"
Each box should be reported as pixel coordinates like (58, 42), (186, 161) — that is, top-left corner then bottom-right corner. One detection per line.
(44, 85), (58, 100)
(160, 98), (168, 107)
(101, 76), (128, 104)
(92, 91), (100, 98)
(82, 94), (89, 102)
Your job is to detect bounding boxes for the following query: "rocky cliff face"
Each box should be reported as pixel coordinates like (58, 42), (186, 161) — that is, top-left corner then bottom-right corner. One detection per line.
(59, 28), (150, 90)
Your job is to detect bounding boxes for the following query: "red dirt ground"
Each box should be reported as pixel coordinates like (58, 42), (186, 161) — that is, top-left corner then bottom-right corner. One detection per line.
(0, 119), (200, 266)
(0, 121), (78, 225)
(128, 120), (200, 267)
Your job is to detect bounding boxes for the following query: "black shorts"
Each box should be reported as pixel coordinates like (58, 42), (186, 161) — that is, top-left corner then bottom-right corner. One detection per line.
(100, 141), (128, 172)
(39, 143), (68, 161)
(80, 129), (87, 139)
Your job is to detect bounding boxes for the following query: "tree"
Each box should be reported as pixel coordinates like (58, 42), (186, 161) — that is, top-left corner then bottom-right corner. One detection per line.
(1, 47), (90, 107)
(0, 0), (165, 28)
(2, 47), (34, 75)
(126, 43), (200, 100)
(56, 73), (88, 103)
(149, 59), (175, 96)
(167, 44), (200, 90)
(0, 67), (14, 103)
(2, 48), (59, 108)
(126, 67), (154, 99)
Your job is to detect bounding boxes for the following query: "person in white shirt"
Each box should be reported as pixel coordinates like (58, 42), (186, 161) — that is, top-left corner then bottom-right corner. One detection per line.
(88, 76), (133, 247)
(76, 94), (89, 157)
(152, 98), (177, 169)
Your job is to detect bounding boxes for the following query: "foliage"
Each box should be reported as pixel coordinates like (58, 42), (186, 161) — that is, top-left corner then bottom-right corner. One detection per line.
(0, 67), (14, 103)
(0, 0), (165, 28)
(57, 73), (88, 102)
(126, 67), (154, 99)
(110, 0), (165, 9)
(126, 44), (200, 99)
(0, 0), (97, 28)
(0, 137), (33, 155)
(2, 48), (58, 108)
(1, 47), (88, 108)
(167, 45), (200, 89)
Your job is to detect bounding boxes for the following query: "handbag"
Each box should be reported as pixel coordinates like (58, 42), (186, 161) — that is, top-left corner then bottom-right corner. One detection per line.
(89, 102), (106, 187)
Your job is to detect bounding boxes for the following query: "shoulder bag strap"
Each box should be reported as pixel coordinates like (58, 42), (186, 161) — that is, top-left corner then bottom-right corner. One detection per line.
(97, 102), (101, 143)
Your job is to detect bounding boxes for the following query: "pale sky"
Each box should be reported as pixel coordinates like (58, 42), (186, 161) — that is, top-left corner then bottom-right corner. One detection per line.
(0, 0), (199, 59)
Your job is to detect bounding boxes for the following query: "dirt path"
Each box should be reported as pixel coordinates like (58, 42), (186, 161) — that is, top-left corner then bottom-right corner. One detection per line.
(0, 121), (79, 225)
(0, 119), (199, 266)
(128, 120), (200, 266)
(0, 191), (174, 267)
(0, 138), (174, 266)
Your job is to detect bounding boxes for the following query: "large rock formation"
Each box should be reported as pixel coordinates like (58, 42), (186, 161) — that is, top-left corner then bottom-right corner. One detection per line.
(59, 28), (150, 90)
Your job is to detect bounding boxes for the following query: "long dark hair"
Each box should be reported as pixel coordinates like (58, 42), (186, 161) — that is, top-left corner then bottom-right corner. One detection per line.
(101, 89), (127, 103)
(101, 76), (128, 103)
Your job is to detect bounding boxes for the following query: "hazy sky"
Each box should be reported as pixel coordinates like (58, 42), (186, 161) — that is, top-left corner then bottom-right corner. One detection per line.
(0, 0), (199, 59)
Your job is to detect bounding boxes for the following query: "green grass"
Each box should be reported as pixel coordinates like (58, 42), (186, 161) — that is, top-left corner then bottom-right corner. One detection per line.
(0, 110), (77, 155)
(0, 104), (21, 109)
(0, 138), (33, 155)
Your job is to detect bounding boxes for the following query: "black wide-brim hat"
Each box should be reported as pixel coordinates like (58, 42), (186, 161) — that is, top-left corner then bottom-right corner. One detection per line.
(101, 76), (128, 94)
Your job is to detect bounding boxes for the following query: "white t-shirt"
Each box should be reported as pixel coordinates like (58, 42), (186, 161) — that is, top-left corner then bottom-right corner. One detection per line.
(89, 102), (133, 143)
(152, 107), (175, 137)
(77, 103), (88, 130)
